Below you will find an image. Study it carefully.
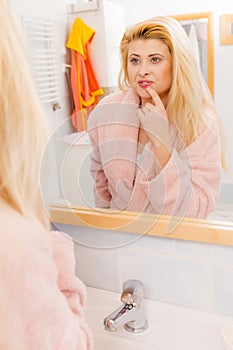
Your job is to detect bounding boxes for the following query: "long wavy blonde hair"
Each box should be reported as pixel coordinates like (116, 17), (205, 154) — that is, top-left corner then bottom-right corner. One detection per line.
(0, 0), (49, 228)
(118, 16), (226, 166)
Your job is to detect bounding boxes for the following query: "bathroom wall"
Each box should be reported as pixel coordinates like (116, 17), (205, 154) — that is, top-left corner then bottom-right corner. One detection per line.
(55, 222), (233, 317)
(10, 0), (80, 203)
(11, 0), (73, 133)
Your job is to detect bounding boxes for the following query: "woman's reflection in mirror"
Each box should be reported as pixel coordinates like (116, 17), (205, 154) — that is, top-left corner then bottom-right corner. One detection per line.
(88, 16), (226, 219)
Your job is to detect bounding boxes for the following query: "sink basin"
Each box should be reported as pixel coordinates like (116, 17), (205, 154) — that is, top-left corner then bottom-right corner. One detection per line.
(93, 332), (155, 350)
(85, 287), (233, 350)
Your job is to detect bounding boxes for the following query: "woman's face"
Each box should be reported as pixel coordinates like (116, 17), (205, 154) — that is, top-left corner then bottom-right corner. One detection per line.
(127, 38), (172, 107)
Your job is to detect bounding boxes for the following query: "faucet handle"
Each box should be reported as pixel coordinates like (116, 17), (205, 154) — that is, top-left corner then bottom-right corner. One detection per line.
(121, 280), (144, 305)
(121, 289), (134, 304)
(104, 279), (148, 334)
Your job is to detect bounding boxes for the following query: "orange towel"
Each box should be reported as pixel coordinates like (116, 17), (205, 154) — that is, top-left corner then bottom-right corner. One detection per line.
(66, 17), (103, 131)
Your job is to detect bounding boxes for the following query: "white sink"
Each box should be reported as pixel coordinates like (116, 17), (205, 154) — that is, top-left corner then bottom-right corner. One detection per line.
(85, 287), (233, 350)
(93, 332), (155, 350)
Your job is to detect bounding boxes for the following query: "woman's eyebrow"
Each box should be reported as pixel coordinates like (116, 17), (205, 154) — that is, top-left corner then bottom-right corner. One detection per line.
(128, 53), (140, 57)
(128, 52), (165, 57)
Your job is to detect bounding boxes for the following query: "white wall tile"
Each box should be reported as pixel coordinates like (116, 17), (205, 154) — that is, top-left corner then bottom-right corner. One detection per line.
(59, 224), (233, 316)
(209, 244), (233, 265)
(74, 243), (121, 292)
(118, 247), (207, 310)
(211, 263), (233, 315)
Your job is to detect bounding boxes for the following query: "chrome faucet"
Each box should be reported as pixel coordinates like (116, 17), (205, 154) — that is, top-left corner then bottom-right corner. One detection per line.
(103, 279), (149, 333)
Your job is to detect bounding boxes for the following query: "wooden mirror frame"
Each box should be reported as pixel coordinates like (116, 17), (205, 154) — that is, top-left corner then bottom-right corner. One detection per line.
(50, 204), (233, 247)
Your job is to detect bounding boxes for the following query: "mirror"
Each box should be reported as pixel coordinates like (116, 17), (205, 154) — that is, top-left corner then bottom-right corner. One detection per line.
(41, 4), (233, 246)
(172, 12), (214, 96)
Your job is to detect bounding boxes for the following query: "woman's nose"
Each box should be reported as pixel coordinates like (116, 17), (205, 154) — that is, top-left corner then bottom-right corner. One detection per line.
(138, 61), (150, 75)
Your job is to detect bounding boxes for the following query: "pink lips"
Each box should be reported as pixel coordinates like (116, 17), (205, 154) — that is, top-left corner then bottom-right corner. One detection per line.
(138, 81), (152, 89)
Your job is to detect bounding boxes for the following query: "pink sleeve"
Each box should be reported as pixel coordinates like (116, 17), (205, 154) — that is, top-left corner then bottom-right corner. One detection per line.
(0, 219), (92, 350)
(87, 91), (139, 208)
(89, 147), (112, 208)
(88, 112), (112, 208)
(140, 121), (222, 219)
(51, 230), (87, 316)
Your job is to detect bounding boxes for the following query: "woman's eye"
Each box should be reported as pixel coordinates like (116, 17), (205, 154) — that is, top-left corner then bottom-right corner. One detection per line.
(129, 57), (140, 64)
(151, 56), (160, 63)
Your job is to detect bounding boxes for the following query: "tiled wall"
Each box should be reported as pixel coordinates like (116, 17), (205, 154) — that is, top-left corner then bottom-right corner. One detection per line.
(54, 222), (233, 317)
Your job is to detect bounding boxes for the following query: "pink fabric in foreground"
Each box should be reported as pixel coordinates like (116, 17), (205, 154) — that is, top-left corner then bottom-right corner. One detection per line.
(0, 203), (92, 350)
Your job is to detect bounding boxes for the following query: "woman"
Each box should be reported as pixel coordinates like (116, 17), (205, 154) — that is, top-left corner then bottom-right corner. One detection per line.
(0, 0), (92, 349)
(88, 16), (224, 219)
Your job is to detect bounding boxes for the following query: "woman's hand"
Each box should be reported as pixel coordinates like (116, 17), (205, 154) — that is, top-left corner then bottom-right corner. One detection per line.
(137, 87), (171, 150)
(137, 87), (172, 168)
(143, 86), (168, 118)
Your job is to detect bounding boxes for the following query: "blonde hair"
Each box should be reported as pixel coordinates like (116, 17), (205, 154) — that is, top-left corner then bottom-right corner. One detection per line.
(118, 16), (226, 166)
(0, 0), (49, 228)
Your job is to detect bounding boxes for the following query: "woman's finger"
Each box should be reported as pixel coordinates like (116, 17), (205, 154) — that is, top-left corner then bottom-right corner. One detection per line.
(145, 87), (167, 118)
(146, 86), (163, 106)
